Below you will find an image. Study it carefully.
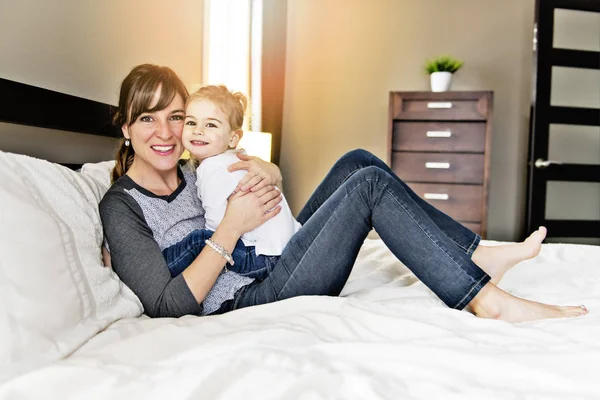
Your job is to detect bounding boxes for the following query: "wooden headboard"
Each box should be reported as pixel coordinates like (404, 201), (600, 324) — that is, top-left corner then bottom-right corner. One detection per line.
(0, 77), (119, 138)
(0, 78), (121, 169)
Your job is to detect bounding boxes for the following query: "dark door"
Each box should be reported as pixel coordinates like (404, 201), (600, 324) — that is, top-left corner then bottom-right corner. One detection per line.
(526, 0), (600, 242)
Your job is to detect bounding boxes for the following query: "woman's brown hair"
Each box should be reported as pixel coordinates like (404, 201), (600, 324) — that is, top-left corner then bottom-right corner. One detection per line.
(111, 64), (189, 183)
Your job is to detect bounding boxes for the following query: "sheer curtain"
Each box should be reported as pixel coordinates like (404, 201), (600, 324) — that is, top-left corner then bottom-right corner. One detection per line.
(203, 0), (262, 131)
(203, 0), (286, 163)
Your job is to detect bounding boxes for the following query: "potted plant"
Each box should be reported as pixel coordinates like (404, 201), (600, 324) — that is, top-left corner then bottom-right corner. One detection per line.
(424, 55), (464, 92)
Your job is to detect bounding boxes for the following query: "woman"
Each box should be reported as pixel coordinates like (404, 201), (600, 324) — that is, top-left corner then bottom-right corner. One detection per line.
(100, 64), (587, 322)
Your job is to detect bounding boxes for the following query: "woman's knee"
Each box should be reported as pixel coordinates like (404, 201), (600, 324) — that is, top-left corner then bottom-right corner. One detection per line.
(349, 165), (393, 184)
(339, 148), (374, 165)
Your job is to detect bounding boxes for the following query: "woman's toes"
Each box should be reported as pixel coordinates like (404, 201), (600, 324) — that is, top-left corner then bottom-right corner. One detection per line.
(531, 226), (547, 243)
(559, 305), (588, 317)
(523, 227), (547, 258)
(574, 305), (588, 316)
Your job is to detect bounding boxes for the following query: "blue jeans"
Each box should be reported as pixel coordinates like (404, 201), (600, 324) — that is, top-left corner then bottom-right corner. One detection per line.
(162, 229), (271, 280)
(211, 149), (488, 314)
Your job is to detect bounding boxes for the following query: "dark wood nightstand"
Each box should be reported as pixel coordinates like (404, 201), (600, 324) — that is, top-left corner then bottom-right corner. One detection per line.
(388, 91), (493, 238)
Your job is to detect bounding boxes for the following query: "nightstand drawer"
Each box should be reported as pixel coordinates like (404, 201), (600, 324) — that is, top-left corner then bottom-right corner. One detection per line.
(407, 183), (483, 222)
(392, 152), (485, 184)
(392, 122), (486, 152)
(391, 98), (487, 121)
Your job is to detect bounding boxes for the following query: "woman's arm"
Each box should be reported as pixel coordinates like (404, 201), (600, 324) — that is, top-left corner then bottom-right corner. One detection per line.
(181, 186), (283, 302)
(227, 153), (283, 193)
(101, 185), (282, 316)
(100, 192), (203, 317)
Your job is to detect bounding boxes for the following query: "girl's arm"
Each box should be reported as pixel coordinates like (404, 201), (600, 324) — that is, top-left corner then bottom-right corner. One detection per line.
(227, 153), (283, 193)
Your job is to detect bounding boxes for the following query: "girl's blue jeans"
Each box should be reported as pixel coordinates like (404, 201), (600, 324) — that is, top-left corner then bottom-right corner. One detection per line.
(162, 229), (271, 281)
(211, 149), (489, 314)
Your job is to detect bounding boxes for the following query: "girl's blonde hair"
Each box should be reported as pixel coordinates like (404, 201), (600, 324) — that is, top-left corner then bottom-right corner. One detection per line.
(187, 85), (248, 130)
(111, 64), (189, 183)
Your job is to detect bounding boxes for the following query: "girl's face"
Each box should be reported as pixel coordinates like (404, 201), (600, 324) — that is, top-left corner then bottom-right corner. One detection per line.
(182, 99), (241, 161)
(122, 89), (186, 175)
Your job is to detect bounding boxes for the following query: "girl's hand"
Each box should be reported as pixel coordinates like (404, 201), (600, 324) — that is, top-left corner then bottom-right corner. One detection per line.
(228, 153), (283, 193)
(222, 185), (283, 236)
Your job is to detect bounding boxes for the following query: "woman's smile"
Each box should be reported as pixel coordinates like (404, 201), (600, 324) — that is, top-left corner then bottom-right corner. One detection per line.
(150, 144), (176, 155)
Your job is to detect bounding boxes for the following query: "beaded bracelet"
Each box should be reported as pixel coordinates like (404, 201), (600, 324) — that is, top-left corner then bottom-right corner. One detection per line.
(205, 238), (234, 271)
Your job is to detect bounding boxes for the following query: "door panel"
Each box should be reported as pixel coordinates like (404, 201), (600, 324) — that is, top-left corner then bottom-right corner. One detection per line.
(550, 67), (600, 108)
(545, 181), (600, 220)
(548, 124), (600, 164)
(553, 9), (600, 51)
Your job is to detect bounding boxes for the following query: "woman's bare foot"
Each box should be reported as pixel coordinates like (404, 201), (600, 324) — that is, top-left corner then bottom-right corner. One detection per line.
(472, 227), (547, 284)
(469, 283), (587, 323)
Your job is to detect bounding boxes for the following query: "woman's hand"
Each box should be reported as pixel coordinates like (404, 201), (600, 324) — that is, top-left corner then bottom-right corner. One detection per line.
(102, 246), (112, 268)
(221, 185), (283, 236)
(228, 153), (283, 193)
(182, 186), (281, 304)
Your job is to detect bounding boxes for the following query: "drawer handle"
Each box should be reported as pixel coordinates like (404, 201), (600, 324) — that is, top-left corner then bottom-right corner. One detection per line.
(425, 162), (450, 169)
(426, 130), (452, 138)
(424, 193), (449, 201)
(427, 102), (453, 109)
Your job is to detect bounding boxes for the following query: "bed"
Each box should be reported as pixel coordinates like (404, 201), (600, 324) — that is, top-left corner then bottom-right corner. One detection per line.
(0, 151), (598, 400)
(1, 81), (599, 400)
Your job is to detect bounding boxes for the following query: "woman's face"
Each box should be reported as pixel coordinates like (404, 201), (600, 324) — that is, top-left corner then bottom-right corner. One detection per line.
(122, 89), (186, 174)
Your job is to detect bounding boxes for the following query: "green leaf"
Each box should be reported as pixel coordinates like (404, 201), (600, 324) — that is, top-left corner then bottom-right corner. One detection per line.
(424, 55), (464, 74)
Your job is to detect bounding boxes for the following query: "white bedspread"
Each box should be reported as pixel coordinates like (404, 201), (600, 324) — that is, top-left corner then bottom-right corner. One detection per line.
(2, 239), (600, 400)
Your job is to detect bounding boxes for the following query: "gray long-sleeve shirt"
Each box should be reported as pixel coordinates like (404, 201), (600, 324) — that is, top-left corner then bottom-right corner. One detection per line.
(99, 164), (252, 318)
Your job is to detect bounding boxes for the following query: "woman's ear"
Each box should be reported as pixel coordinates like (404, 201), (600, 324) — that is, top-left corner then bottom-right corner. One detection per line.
(121, 124), (130, 140)
(229, 129), (243, 149)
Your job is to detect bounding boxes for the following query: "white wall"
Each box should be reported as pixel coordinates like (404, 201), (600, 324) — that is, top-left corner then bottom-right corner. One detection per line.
(0, 0), (204, 163)
(281, 0), (536, 241)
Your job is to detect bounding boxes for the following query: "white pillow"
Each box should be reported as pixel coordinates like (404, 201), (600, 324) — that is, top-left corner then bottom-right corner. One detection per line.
(80, 160), (115, 190)
(0, 152), (142, 382)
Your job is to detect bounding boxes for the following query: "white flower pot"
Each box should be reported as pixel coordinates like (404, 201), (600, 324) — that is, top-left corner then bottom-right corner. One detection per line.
(430, 71), (453, 92)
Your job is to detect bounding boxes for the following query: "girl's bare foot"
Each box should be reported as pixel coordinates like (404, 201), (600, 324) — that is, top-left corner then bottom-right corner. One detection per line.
(472, 227), (547, 284)
(469, 283), (588, 323)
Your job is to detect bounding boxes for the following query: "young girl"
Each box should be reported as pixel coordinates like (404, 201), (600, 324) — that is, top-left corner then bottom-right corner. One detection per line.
(161, 85), (300, 280)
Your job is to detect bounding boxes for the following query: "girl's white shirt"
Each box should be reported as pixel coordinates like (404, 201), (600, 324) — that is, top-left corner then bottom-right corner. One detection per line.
(196, 149), (301, 256)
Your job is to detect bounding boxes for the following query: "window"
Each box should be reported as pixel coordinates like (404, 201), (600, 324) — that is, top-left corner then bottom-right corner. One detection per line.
(203, 0), (263, 130)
